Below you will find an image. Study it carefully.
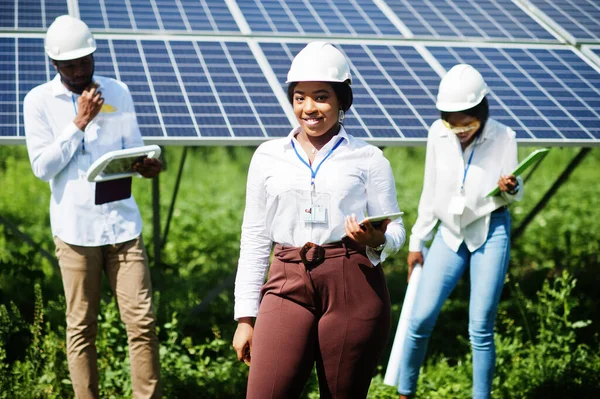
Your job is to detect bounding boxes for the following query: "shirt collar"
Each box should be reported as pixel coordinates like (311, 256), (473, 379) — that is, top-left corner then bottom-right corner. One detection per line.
(51, 74), (102, 97)
(284, 125), (349, 150)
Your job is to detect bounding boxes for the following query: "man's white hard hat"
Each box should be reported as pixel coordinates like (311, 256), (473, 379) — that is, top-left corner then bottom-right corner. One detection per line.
(286, 41), (352, 84)
(436, 64), (488, 112)
(45, 15), (96, 61)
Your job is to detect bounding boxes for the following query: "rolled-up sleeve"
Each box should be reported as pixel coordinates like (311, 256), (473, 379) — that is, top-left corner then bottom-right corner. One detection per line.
(234, 150), (273, 320)
(24, 91), (83, 182)
(365, 149), (406, 265)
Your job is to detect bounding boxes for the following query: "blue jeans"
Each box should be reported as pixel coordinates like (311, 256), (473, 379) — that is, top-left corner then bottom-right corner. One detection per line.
(398, 209), (511, 399)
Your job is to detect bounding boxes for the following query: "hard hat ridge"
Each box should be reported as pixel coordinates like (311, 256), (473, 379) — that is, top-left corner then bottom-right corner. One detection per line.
(436, 64), (488, 112)
(286, 41), (352, 84)
(45, 15), (96, 61)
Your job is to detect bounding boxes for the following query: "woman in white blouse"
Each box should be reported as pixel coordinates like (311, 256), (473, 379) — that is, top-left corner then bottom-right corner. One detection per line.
(397, 64), (523, 399)
(232, 41), (406, 398)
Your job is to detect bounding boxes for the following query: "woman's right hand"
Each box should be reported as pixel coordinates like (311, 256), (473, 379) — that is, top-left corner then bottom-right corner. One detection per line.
(232, 317), (254, 364)
(407, 251), (424, 282)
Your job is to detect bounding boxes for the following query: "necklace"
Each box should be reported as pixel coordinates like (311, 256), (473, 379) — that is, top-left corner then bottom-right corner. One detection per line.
(311, 147), (318, 154)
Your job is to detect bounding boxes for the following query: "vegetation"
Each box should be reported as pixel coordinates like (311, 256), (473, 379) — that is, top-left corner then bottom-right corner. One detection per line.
(1, 145), (599, 398)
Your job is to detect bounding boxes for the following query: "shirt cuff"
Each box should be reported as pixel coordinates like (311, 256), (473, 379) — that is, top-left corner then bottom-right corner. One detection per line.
(409, 235), (425, 252)
(234, 299), (259, 321)
(59, 122), (85, 149)
(366, 232), (393, 266)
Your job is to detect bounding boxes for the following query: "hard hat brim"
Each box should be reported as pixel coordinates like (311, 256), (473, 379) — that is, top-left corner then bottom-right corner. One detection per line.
(47, 46), (96, 61)
(436, 96), (486, 112)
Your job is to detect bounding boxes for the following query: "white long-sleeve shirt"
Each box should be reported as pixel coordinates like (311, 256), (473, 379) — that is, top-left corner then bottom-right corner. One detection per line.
(409, 118), (524, 253)
(24, 74), (145, 246)
(234, 126), (406, 319)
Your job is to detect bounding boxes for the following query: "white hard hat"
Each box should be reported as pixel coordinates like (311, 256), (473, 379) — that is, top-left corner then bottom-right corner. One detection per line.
(436, 64), (488, 112)
(45, 15), (96, 61)
(286, 41), (352, 84)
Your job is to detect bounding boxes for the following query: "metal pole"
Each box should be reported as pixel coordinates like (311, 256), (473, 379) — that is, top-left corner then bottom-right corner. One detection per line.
(162, 147), (188, 250)
(512, 147), (591, 241)
(152, 174), (161, 268)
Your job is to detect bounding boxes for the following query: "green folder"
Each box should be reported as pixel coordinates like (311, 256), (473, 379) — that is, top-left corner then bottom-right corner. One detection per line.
(486, 148), (550, 197)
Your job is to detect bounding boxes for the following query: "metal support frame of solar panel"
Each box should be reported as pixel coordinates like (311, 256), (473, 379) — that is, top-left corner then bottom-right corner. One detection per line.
(581, 45), (600, 67)
(519, 0), (600, 45)
(3, 32), (600, 146)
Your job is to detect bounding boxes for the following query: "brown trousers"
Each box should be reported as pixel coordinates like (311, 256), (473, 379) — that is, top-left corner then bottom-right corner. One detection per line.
(247, 241), (391, 399)
(54, 236), (161, 399)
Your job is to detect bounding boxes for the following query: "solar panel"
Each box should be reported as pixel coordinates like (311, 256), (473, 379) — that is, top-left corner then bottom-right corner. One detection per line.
(1, 1), (600, 146)
(235, 0), (402, 36)
(4, 36), (291, 142)
(78, 0), (240, 33)
(383, 0), (559, 42)
(426, 44), (600, 143)
(4, 32), (599, 145)
(0, 0), (68, 29)
(527, 0), (600, 44)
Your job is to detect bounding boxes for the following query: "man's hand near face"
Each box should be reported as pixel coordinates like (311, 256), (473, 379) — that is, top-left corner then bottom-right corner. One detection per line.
(74, 83), (103, 131)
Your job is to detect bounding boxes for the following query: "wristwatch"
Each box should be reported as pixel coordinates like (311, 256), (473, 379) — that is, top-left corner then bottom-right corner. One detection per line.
(371, 237), (387, 253)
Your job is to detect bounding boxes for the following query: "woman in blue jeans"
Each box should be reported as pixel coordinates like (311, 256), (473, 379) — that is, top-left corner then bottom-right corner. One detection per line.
(398, 64), (524, 399)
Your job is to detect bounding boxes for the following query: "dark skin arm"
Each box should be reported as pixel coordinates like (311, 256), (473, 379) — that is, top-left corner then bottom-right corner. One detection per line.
(132, 157), (162, 178)
(498, 174), (518, 193)
(344, 215), (390, 248)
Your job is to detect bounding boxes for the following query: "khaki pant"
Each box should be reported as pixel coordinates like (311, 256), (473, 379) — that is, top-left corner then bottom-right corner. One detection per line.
(54, 236), (161, 399)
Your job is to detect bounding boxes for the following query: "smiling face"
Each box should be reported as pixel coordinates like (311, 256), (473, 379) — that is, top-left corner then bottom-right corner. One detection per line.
(52, 54), (95, 94)
(292, 81), (341, 140)
(445, 112), (481, 147)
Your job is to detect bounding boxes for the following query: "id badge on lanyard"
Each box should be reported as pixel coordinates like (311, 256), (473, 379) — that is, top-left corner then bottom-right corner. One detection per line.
(292, 137), (344, 226)
(301, 191), (330, 224)
(448, 143), (477, 215)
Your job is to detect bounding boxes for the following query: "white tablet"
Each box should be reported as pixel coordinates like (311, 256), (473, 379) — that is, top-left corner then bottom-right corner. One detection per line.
(86, 145), (161, 182)
(360, 212), (405, 228)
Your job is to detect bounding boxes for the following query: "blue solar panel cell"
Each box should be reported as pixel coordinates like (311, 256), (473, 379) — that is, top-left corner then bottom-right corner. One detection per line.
(237, 0), (401, 36)
(530, 0), (600, 43)
(384, 0), (557, 41)
(78, 0), (239, 32)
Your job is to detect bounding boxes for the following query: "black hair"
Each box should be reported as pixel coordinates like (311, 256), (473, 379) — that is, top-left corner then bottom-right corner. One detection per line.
(287, 81), (353, 111)
(441, 97), (489, 133)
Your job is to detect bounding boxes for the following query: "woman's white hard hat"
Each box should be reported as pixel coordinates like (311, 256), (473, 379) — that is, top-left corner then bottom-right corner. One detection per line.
(286, 41), (352, 84)
(45, 15), (96, 61)
(436, 64), (488, 112)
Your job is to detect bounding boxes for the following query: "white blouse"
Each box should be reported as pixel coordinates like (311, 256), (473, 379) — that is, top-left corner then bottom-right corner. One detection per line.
(409, 118), (524, 253)
(234, 126), (406, 319)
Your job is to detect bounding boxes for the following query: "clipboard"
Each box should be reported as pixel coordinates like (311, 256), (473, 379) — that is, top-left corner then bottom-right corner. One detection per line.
(86, 145), (161, 183)
(486, 148), (550, 197)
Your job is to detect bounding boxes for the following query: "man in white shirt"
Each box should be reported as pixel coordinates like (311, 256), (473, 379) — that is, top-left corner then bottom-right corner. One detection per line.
(24, 15), (161, 399)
